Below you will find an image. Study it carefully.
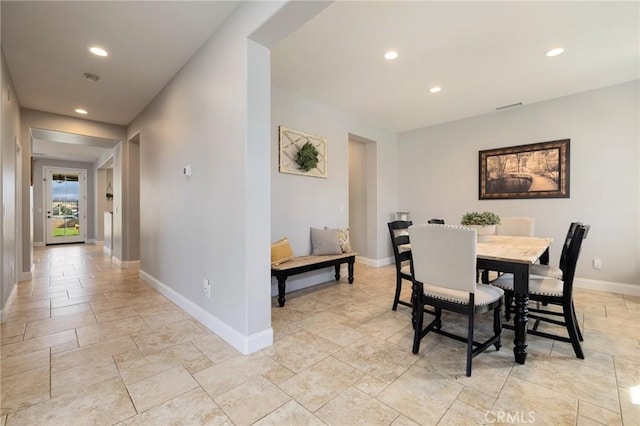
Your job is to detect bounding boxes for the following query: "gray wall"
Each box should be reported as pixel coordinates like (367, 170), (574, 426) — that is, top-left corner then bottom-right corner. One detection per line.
(129, 1), (295, 352)
(19, 109), (126, 273)
(1, 48), (21, 313)
(271, 86), (398, 293)
(398, 81), (639, 286)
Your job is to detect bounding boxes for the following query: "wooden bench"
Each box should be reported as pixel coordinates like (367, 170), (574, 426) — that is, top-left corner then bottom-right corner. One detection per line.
(271, 252), (357, 307)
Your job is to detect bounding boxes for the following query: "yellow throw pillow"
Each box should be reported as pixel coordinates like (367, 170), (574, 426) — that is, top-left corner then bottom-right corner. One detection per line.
(271, 237), (294, 266)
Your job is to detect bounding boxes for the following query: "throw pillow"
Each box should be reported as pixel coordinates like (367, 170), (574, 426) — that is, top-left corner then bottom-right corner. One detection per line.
(271, 237), (294, 266)
(310, 228), (342, 255)
(325, 227), (353, 253)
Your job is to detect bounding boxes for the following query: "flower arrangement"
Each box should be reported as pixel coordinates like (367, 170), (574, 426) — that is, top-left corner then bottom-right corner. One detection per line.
(460, 211), (501, 226)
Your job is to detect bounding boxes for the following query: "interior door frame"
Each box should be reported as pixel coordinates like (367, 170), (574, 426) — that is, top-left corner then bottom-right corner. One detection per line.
(44, 166), (87, 245)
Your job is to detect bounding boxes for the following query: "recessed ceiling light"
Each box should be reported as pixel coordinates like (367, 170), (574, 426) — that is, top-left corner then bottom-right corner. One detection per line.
(546, 47), (564, 57)
(384, 51), (398, 60)
(75, 108), (88, 115)
(429, 87), (442, 93)
(88, 46), (108, 57)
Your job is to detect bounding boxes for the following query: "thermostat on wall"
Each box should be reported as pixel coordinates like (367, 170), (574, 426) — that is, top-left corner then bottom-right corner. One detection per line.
(183, 165), (192, 177)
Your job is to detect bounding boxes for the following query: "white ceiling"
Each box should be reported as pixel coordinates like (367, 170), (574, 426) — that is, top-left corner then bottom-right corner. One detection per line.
(272, 1), (639, 133)
(1, 1), (638, 163)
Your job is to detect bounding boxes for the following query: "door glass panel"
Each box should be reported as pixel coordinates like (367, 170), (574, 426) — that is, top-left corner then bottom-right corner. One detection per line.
(51, 173), (80, 238)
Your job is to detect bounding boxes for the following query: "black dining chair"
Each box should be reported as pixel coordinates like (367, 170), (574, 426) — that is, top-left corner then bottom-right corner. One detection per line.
(427, 218), (445, 224)
(388, 220), (413, 310)
(409, 224), (504, 376)
(491, 224), (590, 358)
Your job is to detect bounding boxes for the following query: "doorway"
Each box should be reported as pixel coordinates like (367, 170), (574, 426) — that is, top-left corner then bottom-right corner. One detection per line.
(44, 167), (87, 245)
(348, 134), (377, 261)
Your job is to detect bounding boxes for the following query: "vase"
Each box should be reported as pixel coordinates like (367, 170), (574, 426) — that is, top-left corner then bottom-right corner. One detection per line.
(467, 224), (496, 242)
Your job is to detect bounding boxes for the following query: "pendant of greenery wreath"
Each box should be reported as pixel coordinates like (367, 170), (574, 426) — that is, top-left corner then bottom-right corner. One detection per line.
(295, 142), (319, 172)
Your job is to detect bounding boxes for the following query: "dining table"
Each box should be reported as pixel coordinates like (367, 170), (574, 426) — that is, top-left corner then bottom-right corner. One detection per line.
(476, 234), (553, 365)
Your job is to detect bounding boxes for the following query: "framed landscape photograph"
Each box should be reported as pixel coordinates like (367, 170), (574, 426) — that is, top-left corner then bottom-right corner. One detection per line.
(479, 139), (570, 199)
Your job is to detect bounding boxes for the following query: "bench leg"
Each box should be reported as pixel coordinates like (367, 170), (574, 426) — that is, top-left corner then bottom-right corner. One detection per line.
(334, 264), (341, 281)
(348, 259), (355, 284)
(276, 276), (287, 307)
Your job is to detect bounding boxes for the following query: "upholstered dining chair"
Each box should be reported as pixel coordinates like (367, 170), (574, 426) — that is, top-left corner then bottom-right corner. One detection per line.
(491, 224), (590, 359)
(388, 220), (413, 310)
(496, 217), (535, 237)
(409, 224), (504, 376)
(530, 222), (582, 280)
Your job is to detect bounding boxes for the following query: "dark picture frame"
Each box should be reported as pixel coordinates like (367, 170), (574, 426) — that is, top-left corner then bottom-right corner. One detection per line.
(479, 139), (570, 200)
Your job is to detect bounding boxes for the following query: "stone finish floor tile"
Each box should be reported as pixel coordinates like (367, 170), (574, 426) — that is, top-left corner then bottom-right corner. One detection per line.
(253, 400), (325, 426)
(126, 366), (199, 413)
(116, 388), (232, 425)
(378, 365), (464, 425)
(279, 356), (364, 411)
(214, 376), (290, 426)
(1, 244), (638, 425)
(315, 387), (399, 426)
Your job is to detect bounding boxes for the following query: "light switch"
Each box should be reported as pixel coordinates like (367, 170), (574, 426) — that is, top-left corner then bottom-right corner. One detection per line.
(183, 165), (192, 177)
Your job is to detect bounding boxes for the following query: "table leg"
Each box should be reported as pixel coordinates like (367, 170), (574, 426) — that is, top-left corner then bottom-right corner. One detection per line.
(347, 259), (354, 284)
(539, 247), (550, 266)
(276, 275), (287, 307)
(334, 264), (341, 281)
(512, 264), (529, 364)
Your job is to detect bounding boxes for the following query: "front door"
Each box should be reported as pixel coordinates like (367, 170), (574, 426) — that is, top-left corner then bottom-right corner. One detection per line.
(45, 167), (87, 245)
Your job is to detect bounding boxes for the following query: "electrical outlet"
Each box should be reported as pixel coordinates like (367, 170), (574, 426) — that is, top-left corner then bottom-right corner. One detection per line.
(203, 278), (211, 298)
(593, 258), (602, 270)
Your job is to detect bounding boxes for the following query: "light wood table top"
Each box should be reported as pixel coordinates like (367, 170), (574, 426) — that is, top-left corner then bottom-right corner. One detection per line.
(477, 235), (553, 265)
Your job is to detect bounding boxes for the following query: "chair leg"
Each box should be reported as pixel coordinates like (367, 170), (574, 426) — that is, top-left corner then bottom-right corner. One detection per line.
(564, 301), (584, 359)
(412, 297), (424, 354)
(435, 307), (442, 330)
(392, 272), (402, 311)
(493, 303), (502, 351)
(572, 302), (583, 341)
(466, 309), (475, 377)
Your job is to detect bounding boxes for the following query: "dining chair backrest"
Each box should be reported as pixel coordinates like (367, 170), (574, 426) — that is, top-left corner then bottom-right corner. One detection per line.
(496, 217), (535, 237)
(560, 224), (589, 298)
(409, 224), (477, 293)
(388, 220), (413, 261)
(559, 222), (582, 272)
(427, 219), (445, 224)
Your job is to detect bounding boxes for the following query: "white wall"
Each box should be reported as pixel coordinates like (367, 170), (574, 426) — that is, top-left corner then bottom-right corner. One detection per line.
(398, 81), (639, 287)
(271, 86), (398, 293)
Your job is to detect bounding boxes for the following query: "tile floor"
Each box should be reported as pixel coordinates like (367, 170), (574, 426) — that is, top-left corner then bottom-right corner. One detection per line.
(1, 244), (639, 425)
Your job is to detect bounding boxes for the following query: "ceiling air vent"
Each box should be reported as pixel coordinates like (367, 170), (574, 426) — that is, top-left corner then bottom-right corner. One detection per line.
(496, 102), (523, 111)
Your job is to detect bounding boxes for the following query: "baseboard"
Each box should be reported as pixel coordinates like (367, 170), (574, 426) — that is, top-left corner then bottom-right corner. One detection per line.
(139, 269), (273, 355)
(0, 283), (18, 323)
(103, 247), (112, 256)
(34, 241), (45, 247)
(88, 239), (104, 246)
(356, 256), (376, 267)
(359, 256), (394, 268)
(112, 257), (139, 269)
(574, 277), (640, 296)
(19, 270), (32, 281)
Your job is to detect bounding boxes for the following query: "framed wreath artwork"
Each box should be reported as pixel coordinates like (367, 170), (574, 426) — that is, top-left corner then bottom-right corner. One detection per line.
(279, 126), (327, 178)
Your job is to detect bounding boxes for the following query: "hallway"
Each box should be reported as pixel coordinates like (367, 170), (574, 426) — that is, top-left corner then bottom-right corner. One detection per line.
(1, 244), (638, 424)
